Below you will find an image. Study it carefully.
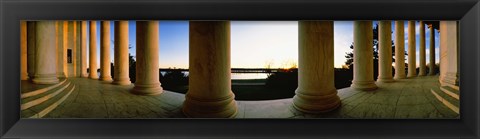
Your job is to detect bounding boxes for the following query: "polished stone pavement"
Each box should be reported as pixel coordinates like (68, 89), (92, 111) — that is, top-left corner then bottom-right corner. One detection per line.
(43, 76), (459, 119)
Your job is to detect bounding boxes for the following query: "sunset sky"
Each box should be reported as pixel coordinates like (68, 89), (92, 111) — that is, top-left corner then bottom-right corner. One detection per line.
(86, 21), (440, 69)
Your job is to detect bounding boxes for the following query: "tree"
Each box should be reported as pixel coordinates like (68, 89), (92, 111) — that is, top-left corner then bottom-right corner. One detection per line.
(160, 69), (189, 87)
(264, 60), (274, 77)
(129, 53), (136, 83)
(128, 42), (136, 83)
(344, 23), (408, 72)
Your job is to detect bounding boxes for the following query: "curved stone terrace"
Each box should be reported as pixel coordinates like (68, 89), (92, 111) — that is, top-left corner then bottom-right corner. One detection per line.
(20, 20), (459, 119)
(40, 76), (458, 119)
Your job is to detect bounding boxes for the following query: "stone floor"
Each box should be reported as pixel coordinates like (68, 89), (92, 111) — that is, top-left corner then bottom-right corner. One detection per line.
(43, 76), (459, 119)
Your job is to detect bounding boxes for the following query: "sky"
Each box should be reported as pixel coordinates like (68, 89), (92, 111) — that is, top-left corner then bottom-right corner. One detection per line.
(85, 21), (441, 69)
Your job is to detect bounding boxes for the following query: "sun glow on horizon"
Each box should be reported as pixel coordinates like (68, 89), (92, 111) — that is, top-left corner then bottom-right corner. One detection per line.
(231, 21), (298, 69)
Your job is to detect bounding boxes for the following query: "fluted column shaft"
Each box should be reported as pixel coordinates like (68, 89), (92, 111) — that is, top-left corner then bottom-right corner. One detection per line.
(21, 21), (28, 80)
(394, 21), (406, 79)
(419, 21), (427, 76)
(62, 21), (69, 76)
(56, 21), (66, 78)
(89, 21), (99, 79)
(76, 21), (82, 76)
(293, 21), (340, 113)
(439, 21), (458, 86)
(351, 21), (377, 90)
(113, 21), (131, 85)
(428, 24), (436, 75)
(71, 21), (78, 77)
(407, 21), (417, 78)
(377, 21), (394, 82)
(32, 21), (59, 84)
(131, 21), (163, 95)
(100, 21), (112, 81)
(81, 21), (88, 77)
(183, 21), (237, 118)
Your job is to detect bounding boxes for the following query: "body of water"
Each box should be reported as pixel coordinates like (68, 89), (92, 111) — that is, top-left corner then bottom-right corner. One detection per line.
(160, 71), (269, 80)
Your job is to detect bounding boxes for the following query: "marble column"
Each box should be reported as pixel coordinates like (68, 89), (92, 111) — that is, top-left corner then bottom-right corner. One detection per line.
(377, 21), (394, 82)
(131, 21), (162, 95)
(293, 21), (340, 113)
(439, 21), (458, 86)
(183, 21), (237, 118)
(419, 21), (427, 76)
(32, 21), (59, 84)
(81, 21), (88, 77)
(56, 21), (66, 78)
(72, 21), (78, 77)
(63, 21), (69, 77)
(407, 21), (417, 78)
(20, 21), (28, 80)
(89, 21), (99, 79)
(113, 21), (131, 85)
(27, 21), (36, 80)
(65, 21), (77, 77)
(100, 21), (112, 81)
(351, 21), (377, 90)
(394, 21), (406, 79)
(75, 21), (82, 77)
(428, 24), (436, 75)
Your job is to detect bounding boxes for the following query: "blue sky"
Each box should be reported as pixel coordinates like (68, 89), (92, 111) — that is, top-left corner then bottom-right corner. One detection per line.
(86, 21), (440, 69)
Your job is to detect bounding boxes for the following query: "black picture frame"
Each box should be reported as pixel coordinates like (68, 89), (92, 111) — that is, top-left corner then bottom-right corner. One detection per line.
(1, 0), (479, 138)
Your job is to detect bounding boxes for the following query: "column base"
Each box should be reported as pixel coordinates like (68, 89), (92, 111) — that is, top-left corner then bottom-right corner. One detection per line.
(21, 73), (29, 80)
(131, 83), (163, 95)
(57, 73), (66, 78)
(407, 74), (417, 78)
(100, 76), (113, 82)
(32, 74), (59, 84)
(182, 92), (237, 118)
(351, 80), (378, 91)
(28, 74), (35, 81)
(418, 72), (427, 76)
(81, 73), (88, 78)
(394, 74), (406, 79)
(292, 88), (341, 113)
(377, 77), (394, 83)
(428, 72), (436, 76)
(442, 72), (458, 86)
(89, 74), (99, 79)
(112, 78), (132, 85)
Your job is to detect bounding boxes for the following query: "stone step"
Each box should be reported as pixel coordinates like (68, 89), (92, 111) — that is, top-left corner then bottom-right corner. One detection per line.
(21, 82), (71, 110)
(21, 83), (76, 118)
(440, 86), (459, 100)
(444, 83), (460, 91)
(21, 79), (68, 99)
(430, 87), (459, 114)
(421, 88), (458, 118)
